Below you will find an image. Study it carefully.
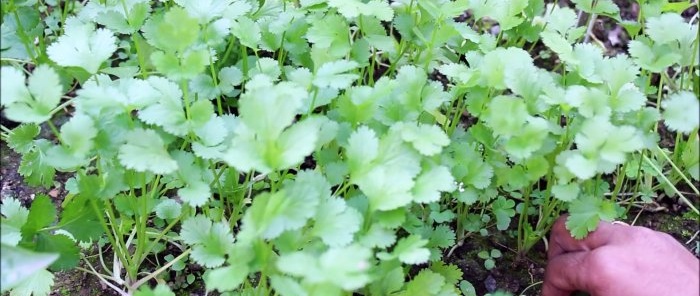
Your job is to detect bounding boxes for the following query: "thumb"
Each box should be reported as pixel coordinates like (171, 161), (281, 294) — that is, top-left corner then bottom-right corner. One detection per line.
(542, 251), (597, 296)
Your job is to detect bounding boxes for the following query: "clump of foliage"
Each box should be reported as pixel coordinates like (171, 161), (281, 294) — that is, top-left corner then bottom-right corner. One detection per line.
(1, 0), (698, 295)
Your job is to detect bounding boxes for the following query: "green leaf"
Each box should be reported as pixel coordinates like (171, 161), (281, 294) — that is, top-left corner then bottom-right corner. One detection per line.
(270, 275), (308, 296)
(483, 96), (529, 138)
(404, 269), (445, 295)
(397, 122), (450, 156)
(313, 60), (359, 90)
(154, 199), (182, 220)
(306, 13), (351, 57)
(566, 196), (618, 239)
(231, 16), (261, 49)
(205, 265), (249, 292)
(138, 77), (189, 136)
(57, 193), (104, 242)
(59, 113), (97, 157)
(661, 91), (699, 134)
(645, 13), (688, 45)
(360, 224), (396, 248)
(178, 181), (211, 208)
(329, 0), (394, 21)
(143, 7), (199, 53)
(20, 194), (55, 239)
(35, 233), (80, 270)
(312, 198), (362, 247)
(4, 268), (54, 296)
(18, 140), (56, 188)
(412, 166), (455, 204)
(628, 37), (681, 72)
(277, 245), (372, 290)
(7, 124), (40, 154)
(46, 17), (117, 73)
(88, 0), (151, 34)
(180, 215), (234, 268)
(381, 235), (430, 265)
(552, 183), (581, 202)
(491, 196), (515, 230)
(0, 244), (58, 293)
(572, 0), (619, 15)
(1, 198), (28, 246)
(151, 49), (210, 80)
(242, 171), (325, 239)
(0, 65), (62, 123)
(173, 0), (233, 23)
(134, 283), (176, 296)
(118, 128), (178, 175)
(428, 225), (456, 249)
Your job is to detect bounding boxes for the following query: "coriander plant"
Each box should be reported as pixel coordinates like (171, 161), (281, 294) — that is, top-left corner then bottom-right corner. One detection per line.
(1, 0), (698, 295)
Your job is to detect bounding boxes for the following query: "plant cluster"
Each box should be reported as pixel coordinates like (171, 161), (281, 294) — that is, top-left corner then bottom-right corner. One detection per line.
(1, 0), (698, 295)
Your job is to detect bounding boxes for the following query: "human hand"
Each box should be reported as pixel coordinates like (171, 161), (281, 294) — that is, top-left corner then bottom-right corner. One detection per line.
(542, 215), (700, 296)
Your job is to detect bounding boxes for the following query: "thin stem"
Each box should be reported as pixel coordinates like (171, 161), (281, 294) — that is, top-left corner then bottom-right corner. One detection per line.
(643, 156), (699, 214)
(129, 249), (192, 291)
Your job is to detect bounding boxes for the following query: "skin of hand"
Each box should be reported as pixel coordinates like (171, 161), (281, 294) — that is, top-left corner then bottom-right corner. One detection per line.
(542, 215), (700, 296)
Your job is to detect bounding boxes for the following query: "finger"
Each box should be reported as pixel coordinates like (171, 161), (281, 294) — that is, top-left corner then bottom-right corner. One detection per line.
(548, 215), (628, 258)
(542, 251), (595, 296)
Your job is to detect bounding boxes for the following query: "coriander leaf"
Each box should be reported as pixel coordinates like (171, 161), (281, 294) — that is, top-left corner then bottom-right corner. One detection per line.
(155, 199), (182, 220)
(412, 166), (455, 204)
(270, 275), (307, 296)
(231, 16), (261, 49)
(118, 128), (178, 175)
(306, 13), (351, 57)
(173, 0), (233, 23)
(345, 126), (379, 175)
(552, 183), (581, 202)
(566, 196), (617, 239)
(57, 193), (104, 242)
(572, 0), (619, 15)
(134, 284), (176, 296)
(6, 269), (54, 296)
(0, 65), (62, 123)
(645, 13), (688, 45)
(491, 196), (515, 230)
(178, 181), (211, 208)
(205, 265), (249, 292)
(46, 17), (117, 73)
(20, 194), (55, 239)
(278, 245), (372, 290)
(661, 91), (699, 134)
(242, 171), (325, 239)
(0, 244), (57, 293)
(329, 0), (394, 21)
(1, 198), (29, 231)
(59, 113), (97, 157)
(143, 7), (199, 53)
(396, 122), (450, 156)
(379, 235), (430, 264)
(428, 225), (456, 249)
(151, 49), (210, 81)
(7, 124), (40, 154)
(313, 60), (359, 90)
(483, 96), (529, 138)
(312, 198), (362, 247)
(180, 215), (234, 268)
(628, 37), (681, 72)
(18, 140), (56, 188)
(360, 224), (396, 248)
(404, 269), (445, 295)
(35, 233), (80, 270)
